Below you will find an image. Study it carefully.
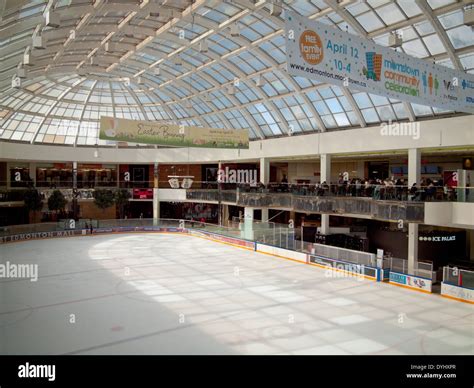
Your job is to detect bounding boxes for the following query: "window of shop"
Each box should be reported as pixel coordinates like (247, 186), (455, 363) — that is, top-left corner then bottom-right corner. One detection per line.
(36, 163), (72, 188)
(77, 164), (117, 188)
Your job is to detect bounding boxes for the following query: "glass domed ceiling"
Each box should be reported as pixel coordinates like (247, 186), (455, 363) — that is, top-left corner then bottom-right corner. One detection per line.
(0, 0), (473, 146)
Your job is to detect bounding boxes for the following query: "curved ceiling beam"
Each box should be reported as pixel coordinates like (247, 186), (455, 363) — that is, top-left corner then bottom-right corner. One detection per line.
(415, 0), (463, 70)
(31, 76), (89, 144)
(73, 79), (98, 146)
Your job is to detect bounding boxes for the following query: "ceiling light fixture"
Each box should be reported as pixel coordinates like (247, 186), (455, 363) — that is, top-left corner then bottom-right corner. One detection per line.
(32, 29), (46, 49)
(269, 0), (282, 16)
(11, 75), (21, 89)
(230, 23), (240, 37)
(23, 46), (33, 66)
(388, 31), (403, 48)
(16, 63), (27, 78)
(199, 40), (208, 53)
(45, 10), (61, 28)
(463, 5), (474, 27)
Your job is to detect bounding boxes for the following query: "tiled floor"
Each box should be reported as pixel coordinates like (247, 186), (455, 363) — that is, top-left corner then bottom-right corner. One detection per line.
(0, 233), (473, 355)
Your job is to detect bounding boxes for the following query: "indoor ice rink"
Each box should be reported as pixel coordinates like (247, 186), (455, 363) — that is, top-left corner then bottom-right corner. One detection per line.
(1, 232), (472, 355)
(0, 0), (474, 373)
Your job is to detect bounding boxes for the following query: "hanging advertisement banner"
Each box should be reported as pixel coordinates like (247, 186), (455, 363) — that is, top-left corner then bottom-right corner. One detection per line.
(285, 10), (474, 114)
(99, 116), (249, 149)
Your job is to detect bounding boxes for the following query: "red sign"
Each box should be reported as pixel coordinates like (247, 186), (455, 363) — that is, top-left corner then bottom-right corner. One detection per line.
(133, 188), (153, 199)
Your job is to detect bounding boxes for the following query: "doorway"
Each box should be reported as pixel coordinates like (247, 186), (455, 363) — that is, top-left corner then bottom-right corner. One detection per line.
(367, 161), (389, 180)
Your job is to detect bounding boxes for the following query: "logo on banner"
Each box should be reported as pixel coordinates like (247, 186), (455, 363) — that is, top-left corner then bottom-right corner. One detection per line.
(443, 80), (455, 91)
(364, 52), (383, 81)
(299, 30), (323, 65)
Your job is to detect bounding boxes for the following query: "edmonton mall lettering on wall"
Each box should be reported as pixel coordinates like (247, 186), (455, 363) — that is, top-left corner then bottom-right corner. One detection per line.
(285, 10), (474, 114)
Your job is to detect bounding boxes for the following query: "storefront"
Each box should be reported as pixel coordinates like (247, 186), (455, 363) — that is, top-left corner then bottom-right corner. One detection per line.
(35, 163), (117, 188)
(77, 164), (117, 188)
(36, 163), (72, 187)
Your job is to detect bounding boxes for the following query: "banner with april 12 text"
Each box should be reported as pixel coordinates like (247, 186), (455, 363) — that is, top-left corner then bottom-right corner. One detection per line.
(285, 10), (474, 114)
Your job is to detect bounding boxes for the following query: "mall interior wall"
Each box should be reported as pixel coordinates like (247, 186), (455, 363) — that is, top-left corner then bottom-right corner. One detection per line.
(0, 116), (472, 165)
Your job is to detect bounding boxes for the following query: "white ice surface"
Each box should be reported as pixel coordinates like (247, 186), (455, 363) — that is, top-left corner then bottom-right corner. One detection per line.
(0, 233), (472, 355)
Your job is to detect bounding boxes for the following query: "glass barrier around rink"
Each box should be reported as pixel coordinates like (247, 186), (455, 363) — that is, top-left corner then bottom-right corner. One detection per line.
(443, 266), (474, 289)
(0, 218), (248, 241)
(299, 241), (377, 268)
(0, 217), (299, 251)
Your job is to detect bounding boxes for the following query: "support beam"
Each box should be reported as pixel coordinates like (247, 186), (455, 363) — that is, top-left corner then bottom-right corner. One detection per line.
(320, 154), (332, 235)
(153, 162), (159, 226)
(415, 0), (463, 70)
(408, 223), (419, 275)
(320, 154), (331, 184)
(243, 207), (254, 240)
(260, 157), (269, 185)
(408, 148), (421, 187)
(407, 148), (420, 275)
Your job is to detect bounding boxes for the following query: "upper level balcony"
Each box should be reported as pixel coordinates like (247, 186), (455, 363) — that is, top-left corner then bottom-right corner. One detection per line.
(1, 181), (472, 228)
(186, 182), (474, 226)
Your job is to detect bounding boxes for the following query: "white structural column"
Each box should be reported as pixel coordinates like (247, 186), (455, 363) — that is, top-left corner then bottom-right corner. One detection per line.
(153, 162), (159, 226)
(243, 207), (255, 240)
(408, 223), (419, 275)
(260, 157), (270, 185)
(407, 148), (421, 274)
(408, 148), (421, 187)
(320, 154), (331, 235)
(260, 157), (270, 223)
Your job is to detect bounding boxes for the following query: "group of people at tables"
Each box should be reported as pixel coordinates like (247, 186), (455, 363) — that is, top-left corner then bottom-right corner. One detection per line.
(236, 175), (457, 201)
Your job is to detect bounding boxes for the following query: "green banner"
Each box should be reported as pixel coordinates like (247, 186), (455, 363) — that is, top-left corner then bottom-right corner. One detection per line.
(99, 116), (249, 149)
